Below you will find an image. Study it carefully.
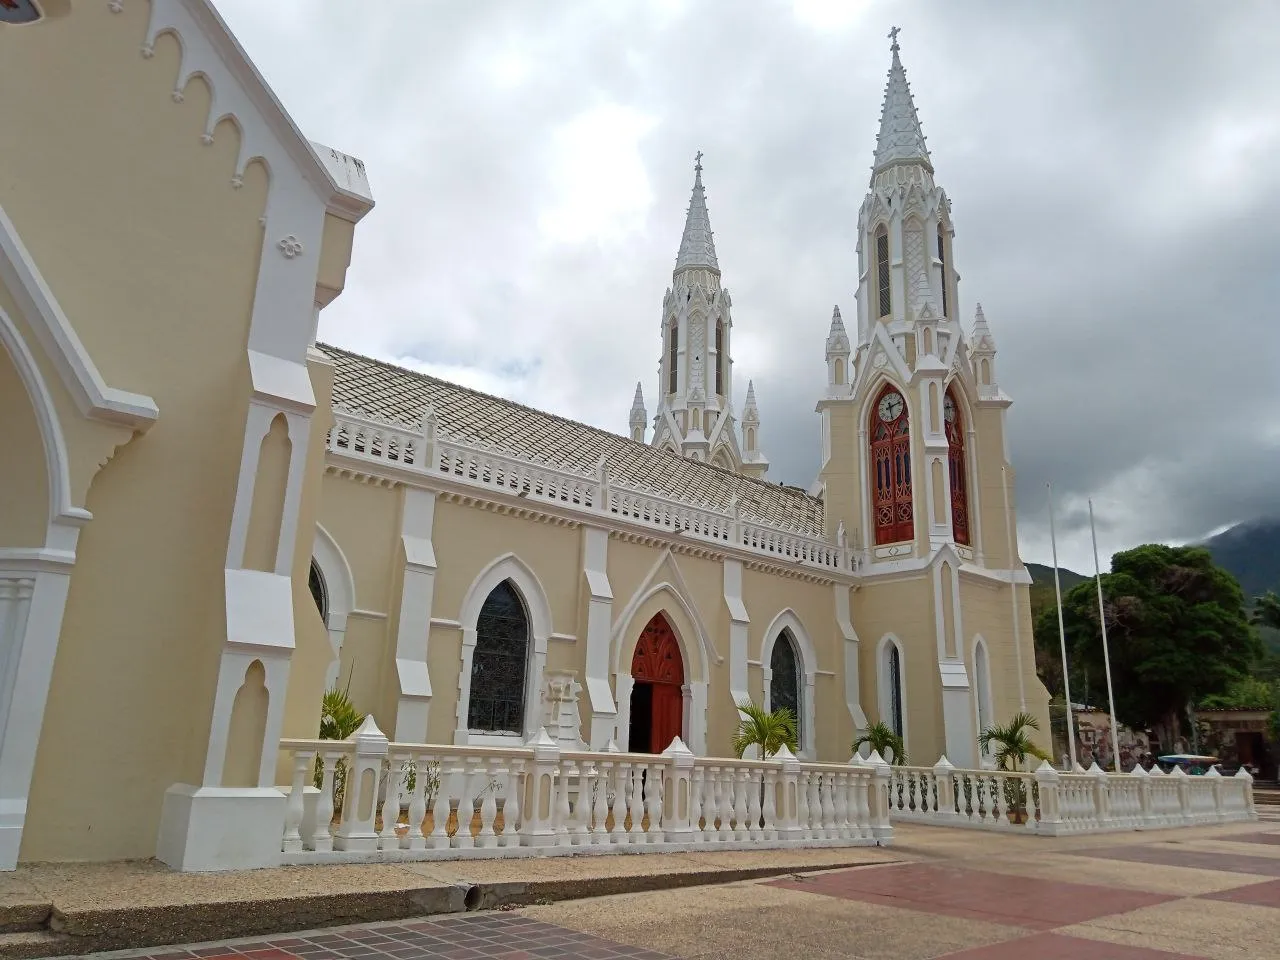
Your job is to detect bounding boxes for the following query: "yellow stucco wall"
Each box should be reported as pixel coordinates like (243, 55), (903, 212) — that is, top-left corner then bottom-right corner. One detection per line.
(6, 6), (270, 862)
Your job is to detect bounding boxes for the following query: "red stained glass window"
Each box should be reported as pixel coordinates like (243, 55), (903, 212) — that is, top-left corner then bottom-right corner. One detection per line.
(944, 388), (970, 546)
(870, 386), (913, 545)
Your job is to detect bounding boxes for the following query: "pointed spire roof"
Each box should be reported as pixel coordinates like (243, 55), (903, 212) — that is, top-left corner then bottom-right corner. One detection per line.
(675, 151), (720, 274)
(970, 302), (996, 352)
(629, 381), (647, 423)
(742, 379), (759, 422)
(872, 28), (932, 178)
(825, 305), (850, 356)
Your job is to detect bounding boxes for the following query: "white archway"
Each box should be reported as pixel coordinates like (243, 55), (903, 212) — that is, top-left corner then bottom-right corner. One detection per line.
(454, 553), (553, 746)
(760, 609), (818, 758)
(875, 633), (909, 760)
(311, 523), (356, 688)
(0, 307), (84, 870)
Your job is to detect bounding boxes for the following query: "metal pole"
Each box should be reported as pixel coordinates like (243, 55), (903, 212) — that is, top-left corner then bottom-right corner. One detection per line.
(1088, 499), (1122, 772)
(1001, 466), (1027, 710)
(1047, 482), (1078, 770)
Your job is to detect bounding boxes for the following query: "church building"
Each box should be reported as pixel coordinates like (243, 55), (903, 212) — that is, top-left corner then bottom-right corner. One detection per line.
(0, 2), (1048, 871)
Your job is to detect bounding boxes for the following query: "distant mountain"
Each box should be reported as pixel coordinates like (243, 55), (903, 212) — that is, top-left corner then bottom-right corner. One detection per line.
(1199, 518), (1280, 601)
(1025, 562), (1088, 620)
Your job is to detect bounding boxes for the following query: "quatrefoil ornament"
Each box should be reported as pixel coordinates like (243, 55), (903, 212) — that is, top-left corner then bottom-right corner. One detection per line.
(277, 235), (304, 260)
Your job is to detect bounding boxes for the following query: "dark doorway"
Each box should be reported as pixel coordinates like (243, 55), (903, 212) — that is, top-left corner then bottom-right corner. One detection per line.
(628, 683), (653, 753)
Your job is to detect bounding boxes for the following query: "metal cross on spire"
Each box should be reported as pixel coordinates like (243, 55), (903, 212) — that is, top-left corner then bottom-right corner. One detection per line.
(888, 25), (901, 50)
(694, 150), (704, 172)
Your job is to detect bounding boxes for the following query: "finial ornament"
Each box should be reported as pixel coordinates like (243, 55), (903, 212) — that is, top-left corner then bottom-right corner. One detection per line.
(694, 150), (704, 172)
(888, 25), (901, 50)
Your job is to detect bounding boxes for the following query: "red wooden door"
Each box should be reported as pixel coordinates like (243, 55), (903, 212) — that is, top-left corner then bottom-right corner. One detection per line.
(632, 614), (686, 753)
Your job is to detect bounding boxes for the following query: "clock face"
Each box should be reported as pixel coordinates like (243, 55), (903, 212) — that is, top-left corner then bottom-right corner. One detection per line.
(944, 394), (956, 423)
(878, 392), (904, 422)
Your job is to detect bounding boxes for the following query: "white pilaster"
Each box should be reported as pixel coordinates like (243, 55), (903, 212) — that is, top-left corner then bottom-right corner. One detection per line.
(722, 559), (749, 709)
(581, 526), (617, 749)
(834, 584), (867, 732)
(393, 488), (437, 740)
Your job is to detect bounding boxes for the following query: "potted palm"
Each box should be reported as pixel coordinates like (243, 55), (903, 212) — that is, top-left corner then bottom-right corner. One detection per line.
(852, 721), (907, 765)
(978, 712), (1051, 823)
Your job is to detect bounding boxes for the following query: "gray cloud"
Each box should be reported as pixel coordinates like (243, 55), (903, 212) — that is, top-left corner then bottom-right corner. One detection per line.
(216, 0), (1280, 573)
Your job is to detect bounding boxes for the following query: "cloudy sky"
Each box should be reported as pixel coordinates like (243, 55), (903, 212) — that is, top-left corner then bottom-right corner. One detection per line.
(216, 0), (1280, 574)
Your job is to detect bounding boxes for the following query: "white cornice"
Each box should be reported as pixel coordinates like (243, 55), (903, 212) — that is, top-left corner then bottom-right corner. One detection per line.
(0, 203), (159, 431)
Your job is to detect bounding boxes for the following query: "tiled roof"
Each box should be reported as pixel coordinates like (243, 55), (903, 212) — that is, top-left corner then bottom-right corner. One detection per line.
(318, 344), (825, 536)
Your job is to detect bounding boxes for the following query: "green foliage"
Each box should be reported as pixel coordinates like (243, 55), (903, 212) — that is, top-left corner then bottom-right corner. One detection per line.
(319, 686), (365, 741)
(852, 721), (907, 765)
(1201, 676), (1276, 710)
(1254, 591), (1280, 631)
(731, 700), (798, 760)
(978, 712), (1051, 773)
(1049, 544), (1260, 749)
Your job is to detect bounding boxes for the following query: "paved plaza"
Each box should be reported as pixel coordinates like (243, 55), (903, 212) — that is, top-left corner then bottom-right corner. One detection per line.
(50, 817), (1279, 960)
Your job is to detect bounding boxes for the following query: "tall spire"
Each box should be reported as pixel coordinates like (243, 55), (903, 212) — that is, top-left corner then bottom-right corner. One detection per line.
(872, 27), (932, 178)
(674, 151), (720, 274)
(629, 382), (648, 442)
(825, 305), (850, 358)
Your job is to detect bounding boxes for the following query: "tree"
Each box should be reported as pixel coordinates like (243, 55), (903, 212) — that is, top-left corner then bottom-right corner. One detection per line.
(978, 712), (1051, 773)
(852, 721), (907, 765)
(1254, 591), (1280, 631)
(731, 700), (798, 760)
(1054, 545), (1259, 750)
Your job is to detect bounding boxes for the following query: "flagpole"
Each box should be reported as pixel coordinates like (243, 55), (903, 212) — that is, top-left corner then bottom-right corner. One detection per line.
(1088, 498), (1122, 772)
(1001, 466), (1027, 710)
(1047, 482), (1078, 770)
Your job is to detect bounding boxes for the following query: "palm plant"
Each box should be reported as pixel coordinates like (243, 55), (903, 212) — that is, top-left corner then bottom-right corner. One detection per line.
(852, 721), (907, 765)
(978, 712), (1051, 823)
(315, 682), (366, 808)
(731, 700), (798, 759)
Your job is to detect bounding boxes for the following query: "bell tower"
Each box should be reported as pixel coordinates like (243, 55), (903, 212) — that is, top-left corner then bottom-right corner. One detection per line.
(644, 154), (767, 478)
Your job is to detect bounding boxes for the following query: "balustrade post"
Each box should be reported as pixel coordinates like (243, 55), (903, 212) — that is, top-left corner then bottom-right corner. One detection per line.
(1235, 766), (1256, 820)
(519, 728), (562, 847)
(420, 405), (438, 468)
(1204, 767), (1225, 823)
(1171, 766), (1192, 825)
(311, 751), (340, 852)
(1032, 761), (1062, 836)
(865, 750), (893, 841)
(775, 746), (803, 842)
(282, 749), (314, 853)
(661, 737), (696, 843)
(334, 717), (391, 851)
(1131, 763), (1153, 830)
(931, 756), (957, 821)
(1088, 762), (1110, 830)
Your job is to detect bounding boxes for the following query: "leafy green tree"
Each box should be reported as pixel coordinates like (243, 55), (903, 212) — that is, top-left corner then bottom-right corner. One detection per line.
(1201, 676), (1275, 710)
(1254, 591), (1280, 631)
(852, 721), (907, 765)
(1054, 545), (1259, 749)
(731, 700), (798, 759)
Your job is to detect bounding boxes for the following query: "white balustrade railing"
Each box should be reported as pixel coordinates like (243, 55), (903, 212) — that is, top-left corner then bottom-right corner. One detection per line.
(327, 407), (854, 574)
(887, 756), (1257, 836)
(278, 719), (892, 863)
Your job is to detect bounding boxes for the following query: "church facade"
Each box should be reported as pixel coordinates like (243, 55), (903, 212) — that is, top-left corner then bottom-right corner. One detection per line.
(0, 2), (1048, 871)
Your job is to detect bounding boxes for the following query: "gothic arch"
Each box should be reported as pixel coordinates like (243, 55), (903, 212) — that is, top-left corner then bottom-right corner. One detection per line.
(311, 523), (356, 687)
(876, 633), (909, 756)
(944, 377), (981, 551)
(611, 583), (711, 683)
(972, 635), (994, 760)
(710, 446), (734, 471)
(760, 609), (818, 756)
(0, 305), (78, 531)
(867, 380), (914, 545)
(455, 553), (552, 743)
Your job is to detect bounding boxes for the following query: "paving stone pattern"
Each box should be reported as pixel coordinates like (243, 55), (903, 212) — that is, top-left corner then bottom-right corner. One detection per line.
(126, 915), (670, 960)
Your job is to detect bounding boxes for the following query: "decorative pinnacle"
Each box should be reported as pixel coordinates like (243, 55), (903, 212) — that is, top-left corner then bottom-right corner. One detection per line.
(888, 25), (901, 51)
(872, 28), (932, 178)
(629, 381), (647, 424)
(826, 305), (850, 356)
(742, 379), (759, 422)
(675, 152), (720, 274)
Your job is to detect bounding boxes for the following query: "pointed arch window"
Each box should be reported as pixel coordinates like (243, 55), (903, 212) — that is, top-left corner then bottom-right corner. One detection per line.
(870, 386), (913, 544)
(769, 629), (803, 747)
(887, 643), (904, 739)
(308, 558), (329, 627)
(937, 227), (948, 319)
(875, 226), (891, 318)
(667, 320), (679, 394)
(974, 640), (991, 741)
(467, 580), (530, 734)
(1, 2), (43, 25)
(944, 387), (970, 546)
(715, 319), (725, 396)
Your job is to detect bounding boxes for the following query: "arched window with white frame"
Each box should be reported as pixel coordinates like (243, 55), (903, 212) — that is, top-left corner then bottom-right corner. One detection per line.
(768, 628), (803, 747)
(879, 637), (906, 747)
(467, 580), (530, 734)
(973, 637), (993, 756)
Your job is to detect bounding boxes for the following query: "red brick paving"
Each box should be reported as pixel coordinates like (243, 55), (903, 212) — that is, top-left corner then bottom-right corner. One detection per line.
(1067, 844), (1280, 877)
(766, 862), (1175, 931)
(1215, 831), (1280, 846)
(128, 915), (670, 960)
(937, 932), (1204, 959)
(1199, 877), (1280, 908)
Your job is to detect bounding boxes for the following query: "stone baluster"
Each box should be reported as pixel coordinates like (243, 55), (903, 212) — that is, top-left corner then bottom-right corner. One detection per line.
(716, 767), (734, 841)
(746, 768), (763, 841)
(554, 757), (575, 847)
(477, 759), (500, 848)
(732, 769), (750, 841)
(645, 762), (664, 843)
(591, 762), (610, 843)
(379, 757), (403, 851)
(609, 761), (628, 843)
(404, 756), (428, 850)
(689, 766), (705, 841)
(311, 752), (339, 852)
(282, 749), (313, 854)
(428, 758), (454, 850)
(627, 763), (646, 843)
(500, 759), (523, 846)
(831, 771), (849, 838)
(454, 763), (477, 849)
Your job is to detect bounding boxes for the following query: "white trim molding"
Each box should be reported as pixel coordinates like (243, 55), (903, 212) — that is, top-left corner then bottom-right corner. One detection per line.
(392, 488), (437, 740)
(454, 554), (552, 747)
(311, 523), (355, 689)
(0, 204), (158, 430)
